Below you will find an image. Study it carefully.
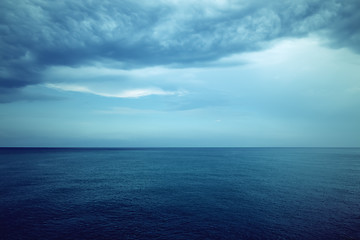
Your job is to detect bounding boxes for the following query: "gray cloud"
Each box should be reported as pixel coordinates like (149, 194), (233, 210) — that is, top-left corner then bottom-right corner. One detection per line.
(1, 0), (359, 101)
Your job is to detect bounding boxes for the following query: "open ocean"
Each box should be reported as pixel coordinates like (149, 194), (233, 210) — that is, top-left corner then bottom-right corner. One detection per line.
(0, 147), (359, 240)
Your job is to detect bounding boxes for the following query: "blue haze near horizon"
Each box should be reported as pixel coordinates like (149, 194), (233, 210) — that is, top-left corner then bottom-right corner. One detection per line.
(1, 147), (359, 239)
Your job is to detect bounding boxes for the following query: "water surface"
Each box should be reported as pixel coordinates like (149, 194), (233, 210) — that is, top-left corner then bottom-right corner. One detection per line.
(0, 148), (359, 239)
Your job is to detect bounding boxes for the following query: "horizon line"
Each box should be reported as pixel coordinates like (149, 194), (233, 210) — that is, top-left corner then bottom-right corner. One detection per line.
(1, 146), (359, 149)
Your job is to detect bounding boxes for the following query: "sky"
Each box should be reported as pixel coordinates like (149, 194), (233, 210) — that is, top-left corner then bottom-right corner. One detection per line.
(1, 0), (360, 147)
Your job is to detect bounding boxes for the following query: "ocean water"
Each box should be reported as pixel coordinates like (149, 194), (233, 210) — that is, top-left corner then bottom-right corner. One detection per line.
(0, 148), (359, 240)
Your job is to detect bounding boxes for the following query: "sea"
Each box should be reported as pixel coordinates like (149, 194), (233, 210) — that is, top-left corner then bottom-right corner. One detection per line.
(0, 147), (359, 240)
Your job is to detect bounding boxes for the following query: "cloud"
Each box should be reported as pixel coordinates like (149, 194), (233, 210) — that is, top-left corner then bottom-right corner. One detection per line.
(45, 83), (185, 98)
(1, 0), (360, 101)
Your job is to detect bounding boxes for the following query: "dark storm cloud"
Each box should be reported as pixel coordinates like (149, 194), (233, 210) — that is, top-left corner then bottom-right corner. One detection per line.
(323, 1), (360, 52)
(1, 0), (359, 100)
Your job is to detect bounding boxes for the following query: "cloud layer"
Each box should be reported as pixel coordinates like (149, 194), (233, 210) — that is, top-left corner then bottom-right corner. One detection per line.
(45, 83), (184, 98)
(1, 0), (360, 101)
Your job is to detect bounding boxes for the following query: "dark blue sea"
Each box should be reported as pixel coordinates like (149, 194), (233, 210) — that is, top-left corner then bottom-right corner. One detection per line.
(0, 148), (359, 240)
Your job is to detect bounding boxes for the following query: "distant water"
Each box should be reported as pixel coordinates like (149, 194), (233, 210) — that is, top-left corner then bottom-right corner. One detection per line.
(0, 148), (359, 240)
